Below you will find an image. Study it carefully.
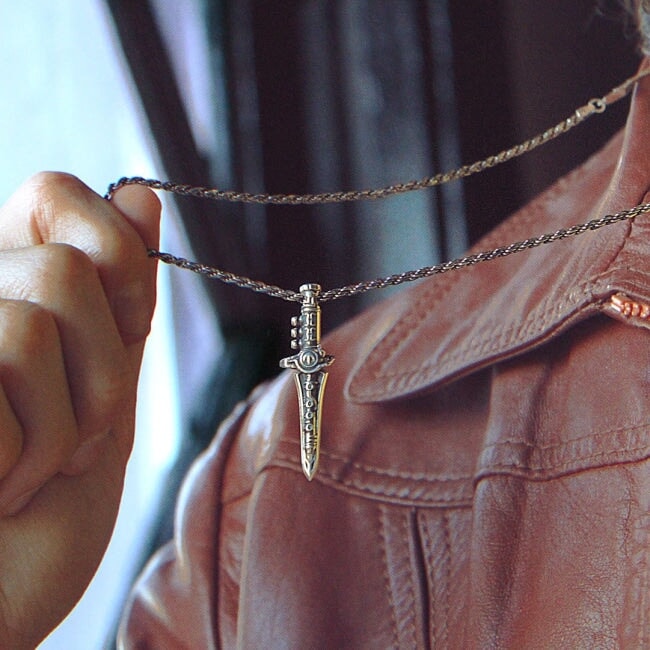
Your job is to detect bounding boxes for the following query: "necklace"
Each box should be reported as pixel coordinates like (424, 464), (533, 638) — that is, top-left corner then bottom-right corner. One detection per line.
(106, 69), (650, 480)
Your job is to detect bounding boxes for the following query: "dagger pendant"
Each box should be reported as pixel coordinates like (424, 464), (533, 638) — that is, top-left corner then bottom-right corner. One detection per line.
(279, 284), (334, 480)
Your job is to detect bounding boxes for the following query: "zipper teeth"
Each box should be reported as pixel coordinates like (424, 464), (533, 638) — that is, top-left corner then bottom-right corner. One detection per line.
(609, 293), (650, 320)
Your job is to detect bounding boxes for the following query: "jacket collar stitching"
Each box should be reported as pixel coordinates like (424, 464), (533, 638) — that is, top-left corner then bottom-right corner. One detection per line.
(351, 281), (600, 400)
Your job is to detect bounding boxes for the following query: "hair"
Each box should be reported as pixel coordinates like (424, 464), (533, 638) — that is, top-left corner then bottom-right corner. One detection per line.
(640, 1), (650, 53)
(620, 0), (650, 53)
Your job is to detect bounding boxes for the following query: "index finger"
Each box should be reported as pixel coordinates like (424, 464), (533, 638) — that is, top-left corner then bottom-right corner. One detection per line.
(0, 172), (161, 345)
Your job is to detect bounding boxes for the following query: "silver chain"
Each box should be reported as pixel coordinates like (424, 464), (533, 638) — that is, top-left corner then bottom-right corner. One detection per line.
(147, 202), (650, 303)
(106, 69), (650, 303)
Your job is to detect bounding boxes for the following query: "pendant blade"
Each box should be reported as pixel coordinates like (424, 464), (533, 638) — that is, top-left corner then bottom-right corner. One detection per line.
(294, 370), (328, 480)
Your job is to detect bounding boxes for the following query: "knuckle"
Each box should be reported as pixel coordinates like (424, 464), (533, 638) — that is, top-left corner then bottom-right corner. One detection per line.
(33, 242), (153, 345)
(96, 360), (130, 409)
(81, 359), (131, 437)
(0, 300), (58, 362)
(23, 175), (140, 261)
(26, 170), (87, 196)
(22, 172), (91, 227)
(30, 243), (97, 296)
(24, 171), (90, 208)
(42, 241), (95, 275)
(87, 211), (150, 278)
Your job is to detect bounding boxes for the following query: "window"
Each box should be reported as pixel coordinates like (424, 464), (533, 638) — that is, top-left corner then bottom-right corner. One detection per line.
(0, 2), (184, 647)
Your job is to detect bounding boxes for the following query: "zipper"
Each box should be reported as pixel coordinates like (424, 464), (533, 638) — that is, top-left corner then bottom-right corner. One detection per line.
(606, 292), (650, 328)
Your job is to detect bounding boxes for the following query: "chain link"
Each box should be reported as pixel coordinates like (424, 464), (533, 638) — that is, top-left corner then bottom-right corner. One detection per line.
(107, 69), (650, 304)
(146, 250), (303, 301)
(319, 202), (650, 300)
(105, 69), (650, 205)
(103, 106), (599, 205)
(147, 202), (650, 303)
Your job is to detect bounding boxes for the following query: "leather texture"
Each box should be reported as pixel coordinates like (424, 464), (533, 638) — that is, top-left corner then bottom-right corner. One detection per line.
(118, 62), (650, 649)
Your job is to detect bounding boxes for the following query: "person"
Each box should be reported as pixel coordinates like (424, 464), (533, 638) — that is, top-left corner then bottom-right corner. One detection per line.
(1, 4), (650, 649)
(0, 179), (161, 648)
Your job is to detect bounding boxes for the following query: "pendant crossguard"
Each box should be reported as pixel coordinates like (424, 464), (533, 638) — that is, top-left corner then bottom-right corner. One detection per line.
(279, 284), (334, 480)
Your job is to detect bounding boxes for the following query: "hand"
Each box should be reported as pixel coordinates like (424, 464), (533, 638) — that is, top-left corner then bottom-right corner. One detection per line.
(0, 172), (160, 649)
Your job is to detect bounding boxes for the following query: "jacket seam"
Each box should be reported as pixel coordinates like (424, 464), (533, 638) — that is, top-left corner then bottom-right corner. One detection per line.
(352, 257), (650, 401)
(273, 421), (649, 485)
(483, 420), (650, 453)
(378, 506), (400, 650)
(417, 513), (437, 647)
(358, 143), (620, 382)
(441, 512), (451, 648)
(481, 442), (650, 475)
(638, 513), (650, 647)
(401, 510), (419, 649)
(353, 281), (596, 399)
(269, 456), (474, 505)
(221, 490), (252, 508)
(266, 426), (650, 502)
(266, 453), (650, 505)
(293, 442), (474, 482)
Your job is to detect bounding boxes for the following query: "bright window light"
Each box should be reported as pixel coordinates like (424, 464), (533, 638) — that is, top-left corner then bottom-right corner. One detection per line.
(0, 2), (182, 648)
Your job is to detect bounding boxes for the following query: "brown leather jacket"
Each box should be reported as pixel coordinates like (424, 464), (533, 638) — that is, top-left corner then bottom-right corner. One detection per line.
(118, 66), (650, 649)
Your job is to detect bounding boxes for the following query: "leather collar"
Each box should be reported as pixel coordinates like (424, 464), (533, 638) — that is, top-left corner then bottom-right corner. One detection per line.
(346, 64), (650, 404)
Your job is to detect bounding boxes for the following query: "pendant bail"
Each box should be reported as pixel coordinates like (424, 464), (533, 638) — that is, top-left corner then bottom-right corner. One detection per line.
(279, 284), (334, 480)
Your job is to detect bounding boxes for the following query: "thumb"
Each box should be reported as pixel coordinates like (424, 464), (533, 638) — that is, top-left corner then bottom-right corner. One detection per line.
(110, 184), (162, 374)
(94, 185), (163, 468)
(110, 184), (161, 250)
